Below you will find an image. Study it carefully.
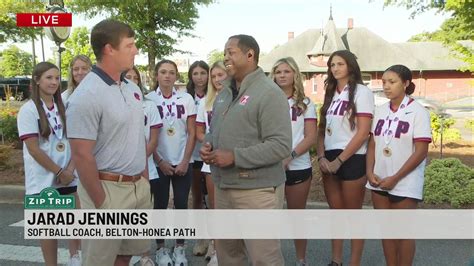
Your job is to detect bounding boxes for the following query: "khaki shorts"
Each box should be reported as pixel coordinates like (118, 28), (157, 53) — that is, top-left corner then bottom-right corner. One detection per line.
(78, 177), (152, 266)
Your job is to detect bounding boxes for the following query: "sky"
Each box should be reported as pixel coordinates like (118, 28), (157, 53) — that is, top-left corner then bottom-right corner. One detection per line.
(2, 0), (451, 68)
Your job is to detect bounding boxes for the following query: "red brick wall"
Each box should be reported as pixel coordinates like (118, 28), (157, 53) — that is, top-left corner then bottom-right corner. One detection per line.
(304, 70), (473, 104)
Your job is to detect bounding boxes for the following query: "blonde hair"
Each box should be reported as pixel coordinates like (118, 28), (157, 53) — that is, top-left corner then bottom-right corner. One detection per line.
(205, 61), (226, 111)
(269, 57), (308, 112)
(66, 54), (92, 95)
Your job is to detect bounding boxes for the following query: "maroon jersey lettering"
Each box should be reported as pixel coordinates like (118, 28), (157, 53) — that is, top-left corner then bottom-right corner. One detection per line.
(395, 121), (410, 138)
(176, 105), (185, 119)
(374, 119), (384, 136)
(157, 105), (164, 119)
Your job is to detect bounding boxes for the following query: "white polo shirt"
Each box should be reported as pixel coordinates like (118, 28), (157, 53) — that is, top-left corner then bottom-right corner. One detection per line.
(366, 99), (432, 199)
(18, 100), (78, 195)
(66, 66), (147, 175)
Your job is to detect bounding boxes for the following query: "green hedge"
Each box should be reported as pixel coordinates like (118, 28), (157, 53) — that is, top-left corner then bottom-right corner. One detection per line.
(424, 158), (474, 208)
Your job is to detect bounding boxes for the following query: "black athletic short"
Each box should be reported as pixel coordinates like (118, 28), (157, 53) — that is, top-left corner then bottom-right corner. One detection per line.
(192, 160), (204, 169)
(285, 168), (312, 186)
(324, 149), (366, 181)
(372, 190), (420, 203)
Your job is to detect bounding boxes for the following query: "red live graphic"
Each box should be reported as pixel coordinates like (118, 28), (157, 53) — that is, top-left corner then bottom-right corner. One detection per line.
(16, 13), (72, 27)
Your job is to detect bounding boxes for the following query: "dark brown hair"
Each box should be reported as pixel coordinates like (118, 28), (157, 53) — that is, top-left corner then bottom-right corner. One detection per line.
(384, 64), (416, 95)
(91, 19), (135, 61)
(153, 59), (179, 91)
(31, 62), (67, 139)
(319, 50), (363, 131)
(186, 60), (209, 99)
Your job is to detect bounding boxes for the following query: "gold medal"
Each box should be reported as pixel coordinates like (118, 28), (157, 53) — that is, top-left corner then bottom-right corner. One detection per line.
(167, 127), (175, 136)
(383, 147), (392, 157)
(326, 127), (332, 136)
(56, 141), (65, 152)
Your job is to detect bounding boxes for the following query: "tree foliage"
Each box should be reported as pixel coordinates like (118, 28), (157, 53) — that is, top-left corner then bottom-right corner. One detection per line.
(0, 45), (34, 78)
(54, 27), (95, 77)
(0, 0), (44, 43)
(66, 0), (213, 79)
(385, 0), (474, 72)
(207, 49), (224, 65)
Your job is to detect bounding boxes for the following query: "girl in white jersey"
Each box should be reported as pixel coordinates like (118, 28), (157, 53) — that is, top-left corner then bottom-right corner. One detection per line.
(316, 50), (374, 266)
(125, 66), (161, 266)
(196, 61), (228, 266)
(146, 59), (196, 266)
(17, 62), (80, 266)
(270, 57), (317, 266)
(366, 65), (431, 266)
(185, 60), (211, 257)
(61, 54), (92, 107)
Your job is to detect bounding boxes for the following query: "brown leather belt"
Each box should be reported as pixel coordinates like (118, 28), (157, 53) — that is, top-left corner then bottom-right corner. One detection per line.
(98, 172), (141, 182)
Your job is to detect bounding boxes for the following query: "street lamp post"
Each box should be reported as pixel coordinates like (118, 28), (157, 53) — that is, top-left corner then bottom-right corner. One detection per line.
(44, 0), (71, 84)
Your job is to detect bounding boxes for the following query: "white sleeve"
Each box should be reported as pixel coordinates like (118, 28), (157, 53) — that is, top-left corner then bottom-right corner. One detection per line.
(196, 100), (206, 126)
(303, 99), (318, 121)
(413, 108), (432, 142)
(355, 85), (374, 118)
(17, 103), (40, 140)
(187, 94), (197, 117)
(149, 103), (162, 129)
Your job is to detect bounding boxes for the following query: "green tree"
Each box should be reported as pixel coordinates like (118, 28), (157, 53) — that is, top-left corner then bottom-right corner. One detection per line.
(384, 0), (474, 72)
(66, 0), (213, 80)
(0, 45), (34, 77)
(56, 27), (95, 77)
(207, 49), (224, 65)
(0, 0), (44, 43)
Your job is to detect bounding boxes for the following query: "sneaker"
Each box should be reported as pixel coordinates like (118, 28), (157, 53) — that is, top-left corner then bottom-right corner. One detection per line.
(193, 239), (209, 256)
(172, 246), (188, 266)
(140, 256), (155, 266)
(67, 253), (81, 266)
(205, 240), (215, 261)
(155, 247), (173, 266)
(207, 252), (218, 266)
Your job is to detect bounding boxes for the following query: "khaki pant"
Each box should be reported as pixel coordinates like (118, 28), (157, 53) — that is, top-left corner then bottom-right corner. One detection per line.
(78, 177), (152, 266)
(215, 184), (285, 266)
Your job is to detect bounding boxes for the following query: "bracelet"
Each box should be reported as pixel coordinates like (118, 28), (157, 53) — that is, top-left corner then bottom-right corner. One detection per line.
(55, 167), (64, 177)
(336, 156), (344, 164)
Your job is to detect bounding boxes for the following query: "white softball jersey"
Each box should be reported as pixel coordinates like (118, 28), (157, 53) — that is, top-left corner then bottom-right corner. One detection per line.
(17, 100), (78, 195)
(366, 99), (432, 199)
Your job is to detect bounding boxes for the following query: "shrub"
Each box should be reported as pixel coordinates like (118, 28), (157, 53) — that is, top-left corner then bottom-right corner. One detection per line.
(424, 158), (474, 208)
(430, 112), (461, 146)
(0, 145), (13, 170)
(0, 106), (19, 143)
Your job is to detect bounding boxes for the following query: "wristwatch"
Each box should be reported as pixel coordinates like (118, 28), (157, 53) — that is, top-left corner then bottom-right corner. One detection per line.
(291, 150), (298, 159)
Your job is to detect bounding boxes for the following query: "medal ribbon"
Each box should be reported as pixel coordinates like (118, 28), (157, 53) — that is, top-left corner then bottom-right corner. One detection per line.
(41, 100), (64, 140)
(326, 85), (349, 131)
(157, 87), (177, 127)
(382, 95), (410, 146)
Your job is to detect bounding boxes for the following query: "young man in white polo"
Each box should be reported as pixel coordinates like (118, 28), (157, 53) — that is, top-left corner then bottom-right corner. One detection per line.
(66, 19), (152, 266)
